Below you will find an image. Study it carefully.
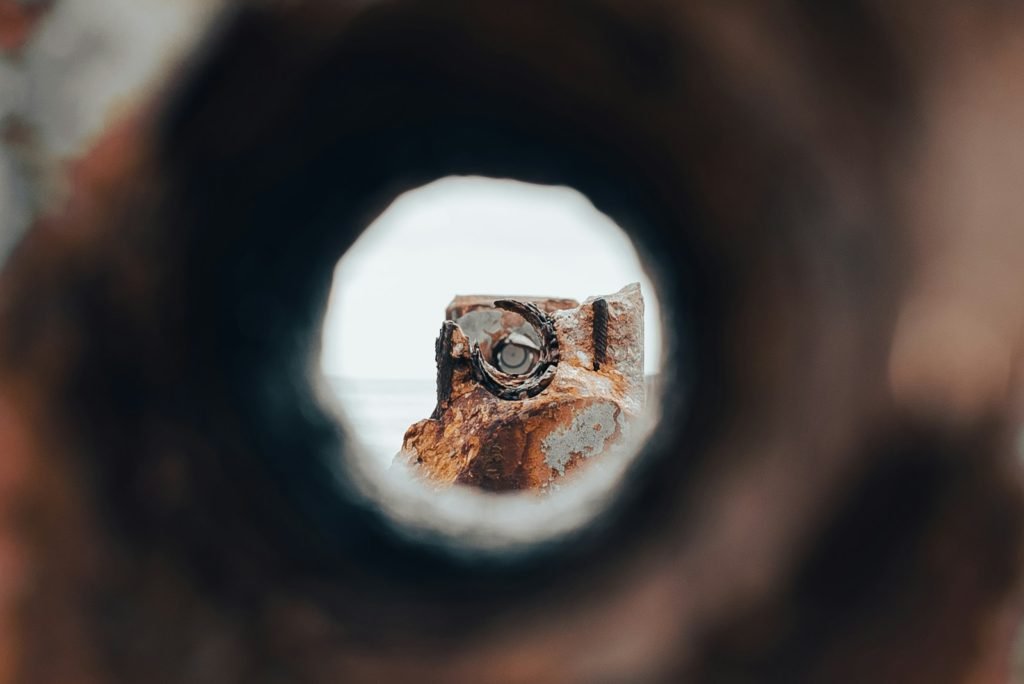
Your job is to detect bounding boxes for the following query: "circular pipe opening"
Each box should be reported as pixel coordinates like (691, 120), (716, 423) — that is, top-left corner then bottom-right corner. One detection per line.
(137, 0), (720, 620)
(317, 176), (668, 547)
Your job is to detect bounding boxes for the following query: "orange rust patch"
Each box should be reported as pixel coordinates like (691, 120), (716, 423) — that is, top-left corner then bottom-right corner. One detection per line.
(0, 1), (51, 54)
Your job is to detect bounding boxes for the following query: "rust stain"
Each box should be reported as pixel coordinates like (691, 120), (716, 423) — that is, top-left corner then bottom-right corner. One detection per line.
(0, 1), (52, 55)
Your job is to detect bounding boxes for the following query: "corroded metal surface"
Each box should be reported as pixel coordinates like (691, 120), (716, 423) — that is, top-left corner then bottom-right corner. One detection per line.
(3, 2), (1024, 682)
(397, 284), (645, 492)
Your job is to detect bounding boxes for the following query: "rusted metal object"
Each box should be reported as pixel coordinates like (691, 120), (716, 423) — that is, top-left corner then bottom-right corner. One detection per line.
(397, 284), (645, 492)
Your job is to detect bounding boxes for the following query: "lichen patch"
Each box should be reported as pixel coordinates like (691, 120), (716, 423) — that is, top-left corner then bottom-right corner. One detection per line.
(542, 402), (619, 476)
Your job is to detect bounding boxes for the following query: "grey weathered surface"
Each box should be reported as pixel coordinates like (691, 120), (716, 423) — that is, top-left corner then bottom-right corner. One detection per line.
(0, 0), (217, 268)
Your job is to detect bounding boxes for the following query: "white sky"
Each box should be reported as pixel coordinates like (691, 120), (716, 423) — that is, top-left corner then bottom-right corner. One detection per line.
(320, 177), (663, 380)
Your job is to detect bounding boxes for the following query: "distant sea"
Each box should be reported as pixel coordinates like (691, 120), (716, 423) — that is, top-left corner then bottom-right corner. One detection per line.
(326, 377), (438, 466)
